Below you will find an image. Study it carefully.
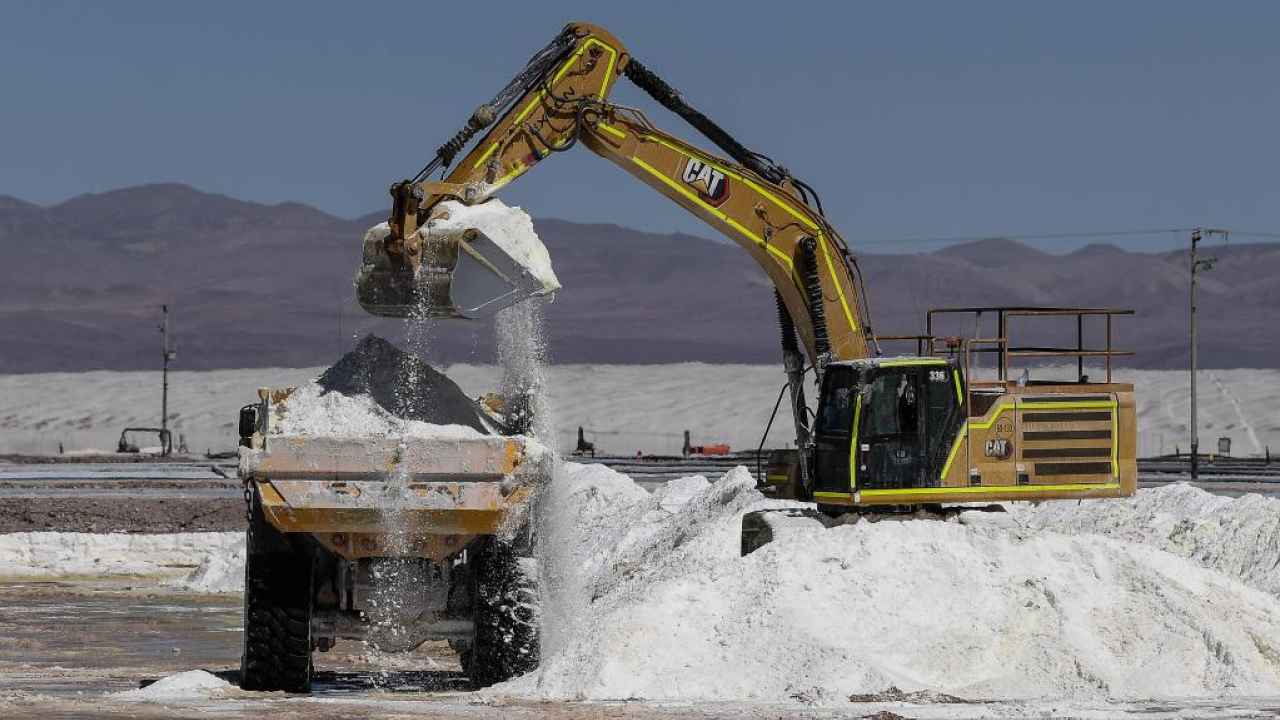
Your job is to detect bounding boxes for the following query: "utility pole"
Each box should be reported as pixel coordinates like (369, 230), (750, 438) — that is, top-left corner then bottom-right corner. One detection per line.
(1189, 229), (1222, 480)
(159, 305), (177, 455)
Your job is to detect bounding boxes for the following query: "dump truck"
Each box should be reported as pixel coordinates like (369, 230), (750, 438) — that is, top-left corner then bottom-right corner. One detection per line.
(237, 338), (542, 692)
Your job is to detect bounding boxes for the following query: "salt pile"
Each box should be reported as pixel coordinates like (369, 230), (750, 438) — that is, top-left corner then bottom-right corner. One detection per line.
(500, 467), (1280, 702)
(276, 334), (493, 438)
(113, 670), (233, 700)
(1013, 482), (1280, 597)
(0, 532), (241, 579)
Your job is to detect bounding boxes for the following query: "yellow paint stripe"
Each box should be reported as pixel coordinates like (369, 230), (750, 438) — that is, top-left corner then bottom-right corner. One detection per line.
(637, 133), (859, 317)
(970, 403), (1013, 430)
(741, 176), (818, 231)
(859, 483), (1121, 497)
(1111, 407), (1119, 477)
(490, 160), (527, 190)
(598, 122), (626, 139)
(940, 421), (967, 480)
(633, 156), (726, 216)
(632, 156), (805, 291)
(968, 401), (1116, 430)
(766, 474), (789, 483)
(643, 134), (739, 177)
(849, 394), (863, 490)
(472, 142), (499, 170)
(947, 399), (1118, 479)
(953, 371), (964, 405)
(601, 41), (618, 92)
(1019, 401), (1117, 410)
(813, 491), (853, 500)
(488, 39), (619, 170)
(513, 40), (612, 125)
(817, 232), (857, 332)
(879, 359), (948, 367)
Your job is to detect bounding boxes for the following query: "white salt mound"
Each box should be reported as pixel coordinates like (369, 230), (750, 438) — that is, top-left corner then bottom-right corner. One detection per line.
(276, 382), (487, 439)
(1013, 482), (1280, 597)
(0, 532), (241, 579)
(430, 198), (560, 294)
(501, 467), (1280, 702)
(114, 670), (233, 700)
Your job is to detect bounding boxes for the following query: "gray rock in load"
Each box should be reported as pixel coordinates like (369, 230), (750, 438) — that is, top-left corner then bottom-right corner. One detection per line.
(315, 334), (490, 433)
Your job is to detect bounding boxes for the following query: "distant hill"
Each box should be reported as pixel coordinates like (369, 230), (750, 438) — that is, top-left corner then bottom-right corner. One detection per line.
(0, 183), (1274, 372)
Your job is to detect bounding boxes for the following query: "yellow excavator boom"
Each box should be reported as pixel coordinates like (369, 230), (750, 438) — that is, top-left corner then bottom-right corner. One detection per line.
(358, 21), (871, 366)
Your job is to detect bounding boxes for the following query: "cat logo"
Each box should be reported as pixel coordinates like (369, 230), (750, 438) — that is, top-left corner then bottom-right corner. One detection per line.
(680, 158), (730, 207)
(984, 438), (1014, 460)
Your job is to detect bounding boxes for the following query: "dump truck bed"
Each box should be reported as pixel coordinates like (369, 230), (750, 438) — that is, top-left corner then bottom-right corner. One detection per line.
(239, 434), (540, 558)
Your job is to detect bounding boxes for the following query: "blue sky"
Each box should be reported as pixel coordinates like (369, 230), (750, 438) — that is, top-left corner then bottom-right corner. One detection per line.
(2, 2), (1278, 252)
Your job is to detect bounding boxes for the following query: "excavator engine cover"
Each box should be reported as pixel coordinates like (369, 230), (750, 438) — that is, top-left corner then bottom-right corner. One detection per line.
(357, 224), (549, 319)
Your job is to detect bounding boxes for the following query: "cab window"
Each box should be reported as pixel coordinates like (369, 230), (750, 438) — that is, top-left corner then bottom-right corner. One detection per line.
(818, 366), (857, 434)
(862, 372), (918, 438)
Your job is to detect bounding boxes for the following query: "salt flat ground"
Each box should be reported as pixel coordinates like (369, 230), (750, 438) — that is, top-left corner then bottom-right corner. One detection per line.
(6, 479), (1280, 719)
(2, 363), (1278, 457)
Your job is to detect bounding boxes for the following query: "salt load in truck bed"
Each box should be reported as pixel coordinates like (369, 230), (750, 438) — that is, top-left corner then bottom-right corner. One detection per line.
(238, 335), (545, 536)
(236, 335), (543, 692)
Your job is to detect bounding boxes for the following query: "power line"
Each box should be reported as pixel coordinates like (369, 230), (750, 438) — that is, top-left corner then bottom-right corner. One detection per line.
(854, 228), (1194, 247)
(1227, 230), (1280, 240)
(853, 227), (1280, 248)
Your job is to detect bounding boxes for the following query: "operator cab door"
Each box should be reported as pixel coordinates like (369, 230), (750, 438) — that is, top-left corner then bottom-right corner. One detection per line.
(811, 365), (859, 496)
(856, 364), (963, 491)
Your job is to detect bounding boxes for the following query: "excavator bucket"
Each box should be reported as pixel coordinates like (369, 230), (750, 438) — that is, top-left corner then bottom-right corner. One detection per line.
(356, 221), (555, 319)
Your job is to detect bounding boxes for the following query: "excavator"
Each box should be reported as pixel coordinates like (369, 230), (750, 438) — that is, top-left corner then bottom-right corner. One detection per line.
(235, 21), (1138, 693)
(356, 21), (1138, 510)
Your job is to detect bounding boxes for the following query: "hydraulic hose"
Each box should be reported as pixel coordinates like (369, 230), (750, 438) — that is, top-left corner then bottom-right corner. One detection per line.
(623, 59), (786, 185)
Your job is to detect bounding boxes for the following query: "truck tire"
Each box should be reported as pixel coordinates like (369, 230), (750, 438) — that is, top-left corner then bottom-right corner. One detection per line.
(469, 541), (539, 687)
(240, 490), (314, 693)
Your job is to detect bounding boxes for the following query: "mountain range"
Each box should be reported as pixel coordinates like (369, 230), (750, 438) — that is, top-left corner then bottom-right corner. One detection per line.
(1, 183), (1274, 372)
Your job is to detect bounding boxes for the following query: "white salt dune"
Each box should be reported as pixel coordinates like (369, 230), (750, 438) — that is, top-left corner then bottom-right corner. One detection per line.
(4, 364), (1277, 457)
(503, 469), (1280, 702)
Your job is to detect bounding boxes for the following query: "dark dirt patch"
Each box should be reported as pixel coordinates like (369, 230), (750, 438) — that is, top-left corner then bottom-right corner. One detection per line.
(0, 497), (243, 533)
(0, 453), (225, 465)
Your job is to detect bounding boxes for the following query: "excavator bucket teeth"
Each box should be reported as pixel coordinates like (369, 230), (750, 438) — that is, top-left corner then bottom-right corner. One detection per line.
(356, 225), (551, 319)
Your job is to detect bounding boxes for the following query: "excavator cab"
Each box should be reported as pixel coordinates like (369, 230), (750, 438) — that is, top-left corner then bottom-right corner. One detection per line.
(811, 359), (965, 504)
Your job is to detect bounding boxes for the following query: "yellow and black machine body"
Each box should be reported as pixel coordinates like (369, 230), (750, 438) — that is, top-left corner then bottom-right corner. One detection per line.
(355, 21), (1138, 512)
(773, 323), (1137, 511)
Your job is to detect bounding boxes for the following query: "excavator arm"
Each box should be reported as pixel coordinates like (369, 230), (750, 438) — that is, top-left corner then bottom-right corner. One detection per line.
(358, 21), (876, 366)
